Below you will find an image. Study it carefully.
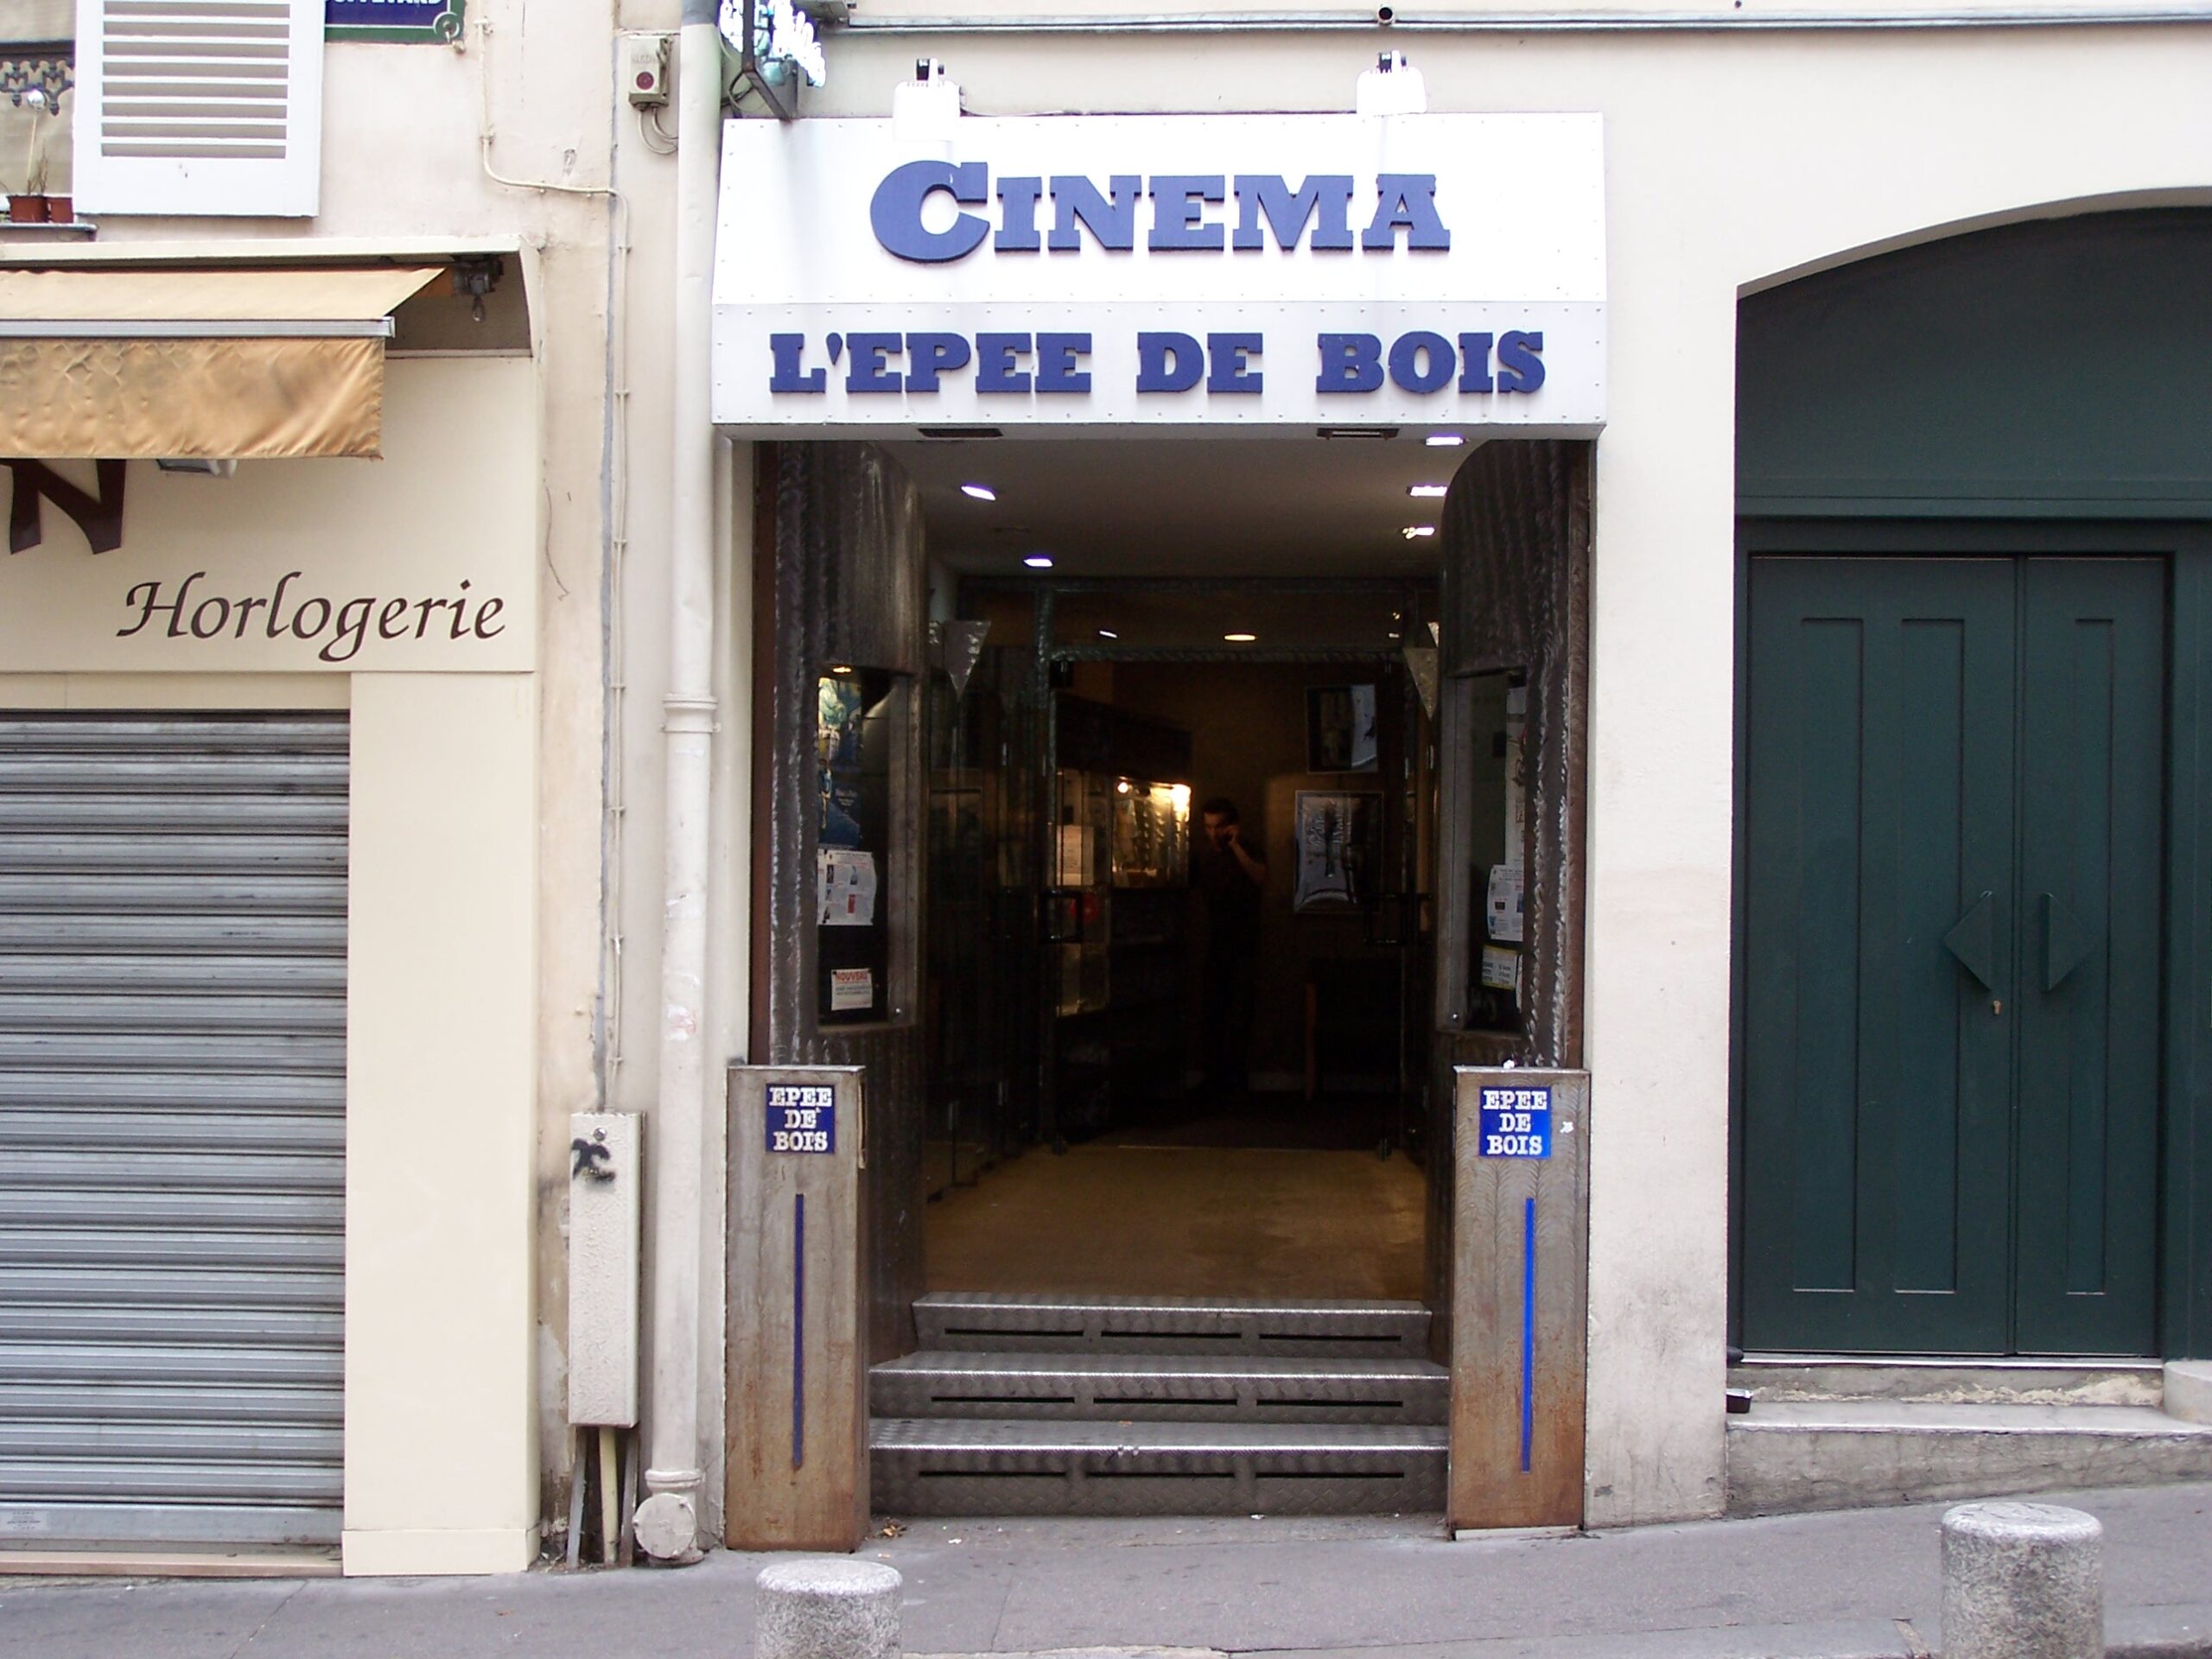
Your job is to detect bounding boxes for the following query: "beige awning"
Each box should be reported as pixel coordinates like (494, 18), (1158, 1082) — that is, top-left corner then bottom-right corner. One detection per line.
(0, 265), (443, 461)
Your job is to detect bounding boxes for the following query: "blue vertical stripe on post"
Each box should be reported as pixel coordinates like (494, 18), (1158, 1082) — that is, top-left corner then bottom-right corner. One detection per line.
(1520, 1195), (1536, 1474)
(787, 1185), (804, 1478)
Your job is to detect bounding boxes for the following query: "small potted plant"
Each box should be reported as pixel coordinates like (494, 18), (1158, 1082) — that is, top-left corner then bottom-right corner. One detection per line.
(9, 88), (54, 223)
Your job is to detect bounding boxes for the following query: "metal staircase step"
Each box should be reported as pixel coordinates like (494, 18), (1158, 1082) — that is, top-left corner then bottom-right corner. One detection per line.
(870, 1351), (1448, 1424)
(912, 1293), (1433, 1358)
(871, 1416), (1446, 1516)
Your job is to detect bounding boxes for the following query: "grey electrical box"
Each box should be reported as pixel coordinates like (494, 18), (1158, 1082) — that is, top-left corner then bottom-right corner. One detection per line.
(567, 1111), (641, 1427)
(623, 34), (671, 109)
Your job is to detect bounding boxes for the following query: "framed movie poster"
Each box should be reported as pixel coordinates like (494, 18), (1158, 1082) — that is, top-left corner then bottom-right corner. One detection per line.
(1294, 789), (1381, 912)
(1306, 683), (1379, 772)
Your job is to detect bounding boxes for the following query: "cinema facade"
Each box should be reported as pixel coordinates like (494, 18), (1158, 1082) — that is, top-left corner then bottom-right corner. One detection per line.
(6, 0), (2212, 1580)
(649, 7), (2212, 1552)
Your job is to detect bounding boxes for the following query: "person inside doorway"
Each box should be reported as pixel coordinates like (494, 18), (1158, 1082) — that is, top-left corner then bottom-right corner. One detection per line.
(1197, 798), (1268, 1099)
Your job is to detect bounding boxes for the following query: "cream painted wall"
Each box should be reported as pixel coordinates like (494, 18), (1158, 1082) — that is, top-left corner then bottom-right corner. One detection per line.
(3, 352), (556, 1570)
(0, 359), (537, 675)
(790, 20), (2212, 1527)
(343, 671), (541, 1576)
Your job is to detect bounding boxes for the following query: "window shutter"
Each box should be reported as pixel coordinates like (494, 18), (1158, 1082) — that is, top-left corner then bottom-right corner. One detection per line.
(72, 0), (323, 218)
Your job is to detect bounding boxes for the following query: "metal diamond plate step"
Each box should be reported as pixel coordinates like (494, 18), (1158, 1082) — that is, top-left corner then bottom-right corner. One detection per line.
(912, 1293), (1433, 1358)
(872, 1417), (1446, 1516)
(871, 1351), (1448, 1424)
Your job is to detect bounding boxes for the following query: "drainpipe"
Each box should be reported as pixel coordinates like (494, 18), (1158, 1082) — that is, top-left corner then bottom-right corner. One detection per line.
(635, 0), (723, 1566)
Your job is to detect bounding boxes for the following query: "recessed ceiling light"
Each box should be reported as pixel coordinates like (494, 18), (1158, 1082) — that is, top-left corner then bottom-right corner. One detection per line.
(1097, 629), (1118, 639)
(1387, 631), (1402, 640)
(1402, 525), (1438, 540)
(960, 483), (996, 501)
(1408, 484), (1449, 499)
(1224, 632), (1257, 643)
(1023, 553), (1055, 569)
(1426, 433), (1465, 448)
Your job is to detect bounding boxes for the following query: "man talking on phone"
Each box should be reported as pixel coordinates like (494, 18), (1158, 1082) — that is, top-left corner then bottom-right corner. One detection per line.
(1196, 798), (1268, 1101)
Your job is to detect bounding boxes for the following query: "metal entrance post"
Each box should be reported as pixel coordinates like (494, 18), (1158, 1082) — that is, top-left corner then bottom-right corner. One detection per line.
(726, 1065), (868, 1550)
(1449, 1066), (1589, 1530)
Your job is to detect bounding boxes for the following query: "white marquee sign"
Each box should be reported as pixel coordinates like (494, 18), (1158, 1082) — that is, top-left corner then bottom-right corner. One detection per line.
(712, 111), (1606, 435)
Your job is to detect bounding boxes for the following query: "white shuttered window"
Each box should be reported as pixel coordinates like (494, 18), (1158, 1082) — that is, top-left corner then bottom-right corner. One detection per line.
(72, 0), (323, 218)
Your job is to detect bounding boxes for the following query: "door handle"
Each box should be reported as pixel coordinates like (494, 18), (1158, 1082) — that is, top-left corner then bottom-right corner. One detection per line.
(2042, 891), (2095, 992)
(1942, 890), (1999, 995)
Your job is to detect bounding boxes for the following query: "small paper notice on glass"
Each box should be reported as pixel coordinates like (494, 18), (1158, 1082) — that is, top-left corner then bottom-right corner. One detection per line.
(817, 848), (878, 926)
(1485, 863), (1524, 944)
(829, 967), (874, 1012)
(1480, 944), (1521, 992)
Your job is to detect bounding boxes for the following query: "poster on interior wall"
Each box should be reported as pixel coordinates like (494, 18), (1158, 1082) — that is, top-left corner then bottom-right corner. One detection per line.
(817, 675), (866, 849)
(817, 849), (878, 927)
(1503, 684), (1528, 869)
(1485, 863), (1524, 943)
(1306, 685), (1378, 773)
(1294, 790), (1380, 912)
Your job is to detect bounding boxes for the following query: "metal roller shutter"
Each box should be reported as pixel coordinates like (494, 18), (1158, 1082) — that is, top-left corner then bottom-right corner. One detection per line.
(0, 714), (346, 1553)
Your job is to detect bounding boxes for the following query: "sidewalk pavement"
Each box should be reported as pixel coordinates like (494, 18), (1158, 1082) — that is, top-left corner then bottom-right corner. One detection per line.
(4, 1481), (2209, 1659)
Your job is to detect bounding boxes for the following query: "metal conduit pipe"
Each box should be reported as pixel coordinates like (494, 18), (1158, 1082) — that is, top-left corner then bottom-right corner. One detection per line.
(638, 0), (724, 1567)
(841, 5), (2212, 29)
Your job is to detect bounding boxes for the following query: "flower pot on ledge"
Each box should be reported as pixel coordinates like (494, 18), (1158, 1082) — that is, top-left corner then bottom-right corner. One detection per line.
(7, 195), (49, 224)
(45, 195), (71, 223)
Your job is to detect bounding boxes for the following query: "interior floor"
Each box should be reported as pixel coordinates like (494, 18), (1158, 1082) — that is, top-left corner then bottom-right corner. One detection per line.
(923, 1128), (1426, 1301)
(1096, 1090), (1403, 1152)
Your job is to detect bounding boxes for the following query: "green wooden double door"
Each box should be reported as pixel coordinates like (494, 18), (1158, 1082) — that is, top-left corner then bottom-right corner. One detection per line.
(1741, 556), (2164, 1356)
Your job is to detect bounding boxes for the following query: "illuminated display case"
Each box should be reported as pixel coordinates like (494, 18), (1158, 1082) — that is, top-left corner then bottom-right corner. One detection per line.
(1112, 778), (1191, 889)
(1050, 698), (1194, 1139)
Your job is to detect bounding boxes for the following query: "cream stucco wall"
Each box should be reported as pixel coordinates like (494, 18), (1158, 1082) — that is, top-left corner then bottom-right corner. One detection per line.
(0, 343), (558, 1570)
(775, 18), (2212, 1528)
(343, 670), (541, 1576)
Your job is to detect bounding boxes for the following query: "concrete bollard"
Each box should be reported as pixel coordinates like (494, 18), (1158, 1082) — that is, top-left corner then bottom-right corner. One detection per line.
(1940, 1500), (2103, 1659)
(755, 1558), (903, 1659)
